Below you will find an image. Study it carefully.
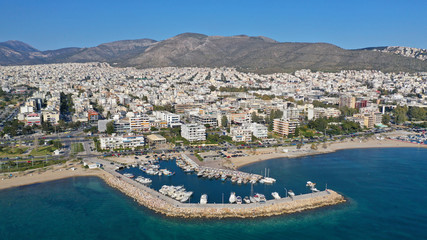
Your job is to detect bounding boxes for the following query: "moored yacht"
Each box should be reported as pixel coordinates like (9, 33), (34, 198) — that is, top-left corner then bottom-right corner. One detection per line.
(200, 194), (208, 204)
(229, 192), (236, 203)
(271, 192), (281, 199)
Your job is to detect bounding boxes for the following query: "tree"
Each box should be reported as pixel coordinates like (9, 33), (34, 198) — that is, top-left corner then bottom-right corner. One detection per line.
(251, 112), (262, 123)
(393, 106), (408, 124)
(221, 116), (228, 128)
(52, 140), (63, 149)
(407, 107), (426, 121)
(208, 85), (216, 91)
(106, 121), (115, 134)
(382, 114), (391, 125)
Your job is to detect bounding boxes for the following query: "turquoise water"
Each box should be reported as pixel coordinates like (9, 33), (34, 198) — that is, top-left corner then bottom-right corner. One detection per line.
(1, 148), (427, 240)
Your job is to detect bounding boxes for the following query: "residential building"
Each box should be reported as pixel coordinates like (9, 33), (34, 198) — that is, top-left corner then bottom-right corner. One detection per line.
(250, 123), (268, 139)
(42, 110), (60, 125)
(339, 95), (356, 109)
(88, 110), (99, 122)
(181, 124), (206, 142)
(230, 125), (252, 142)
(273, 118), (299, 136)
(99, 134), (145, 150)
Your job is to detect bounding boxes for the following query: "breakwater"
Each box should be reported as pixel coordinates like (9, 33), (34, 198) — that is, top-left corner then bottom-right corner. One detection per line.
(99, 164), (345, 218)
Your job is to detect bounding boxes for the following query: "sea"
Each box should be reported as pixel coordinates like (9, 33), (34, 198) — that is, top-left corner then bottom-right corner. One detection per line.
(0, 147), (426, 240)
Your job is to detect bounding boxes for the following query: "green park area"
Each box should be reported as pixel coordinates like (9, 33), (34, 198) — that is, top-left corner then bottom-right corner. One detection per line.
(29, 145), (58, 156)
(71, 143), (84, 154)
(0, 147), (29, 157)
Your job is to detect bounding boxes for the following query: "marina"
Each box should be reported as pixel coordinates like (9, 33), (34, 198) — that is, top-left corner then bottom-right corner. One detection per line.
(117, 153), (306, 204)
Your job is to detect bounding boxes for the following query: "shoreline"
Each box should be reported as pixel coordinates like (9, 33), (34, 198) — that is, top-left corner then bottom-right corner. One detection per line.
(230, 138), (427, 169)
(0, 164), (106, 191)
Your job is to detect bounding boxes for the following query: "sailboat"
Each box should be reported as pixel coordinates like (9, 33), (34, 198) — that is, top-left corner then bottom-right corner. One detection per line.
(229, 192), (236, 203)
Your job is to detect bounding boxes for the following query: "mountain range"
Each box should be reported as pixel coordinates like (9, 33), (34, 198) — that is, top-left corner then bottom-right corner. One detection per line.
(1, 33), (427, 73)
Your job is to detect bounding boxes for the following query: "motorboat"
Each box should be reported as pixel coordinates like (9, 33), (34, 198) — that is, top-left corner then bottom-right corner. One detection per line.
(253, 194), (261, 202)
(260, 177), (276, 184)
(243, 196), (251, 204)
(123, 173), (134, 178)
(221, 174), (227, 181)
(306, 181), (316, 188)
(288, 190), (295, 197)
(249, 196), (256, 203)
(259, 194), (266, 203)
(200, 194), (208, 204)
(236, 196), (242, 204)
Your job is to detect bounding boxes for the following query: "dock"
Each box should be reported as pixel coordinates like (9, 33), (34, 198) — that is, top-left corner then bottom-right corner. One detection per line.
(180, 153), (264, 183)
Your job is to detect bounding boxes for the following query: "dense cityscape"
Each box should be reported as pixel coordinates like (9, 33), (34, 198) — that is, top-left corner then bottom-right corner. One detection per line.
(1, 63), (426, 154)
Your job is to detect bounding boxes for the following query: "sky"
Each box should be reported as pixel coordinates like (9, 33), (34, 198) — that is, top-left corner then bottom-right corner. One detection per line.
(0, 0), (426, 51)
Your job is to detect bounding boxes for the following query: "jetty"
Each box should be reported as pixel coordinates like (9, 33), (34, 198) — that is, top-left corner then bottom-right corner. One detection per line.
(91, 157), (346, 218)
(180, 153), (264, 184)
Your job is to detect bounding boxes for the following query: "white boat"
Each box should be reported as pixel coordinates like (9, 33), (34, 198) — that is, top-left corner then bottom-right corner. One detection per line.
(306, 181), (316, 188)
(271, 192), (281, 199)
(236, 196), (242, 204)
(229, 192), (236, 203)
(243, 196), (251, 204)
(180, 196), (189, 203)
(288, 190), (295, 197)
(253, 194), (261, 202)
(259, 194), (266, 203)
(200, 194), (208, 204)
(261, 177), (276, 184)
(250, 196), (256, 203)
(140, 178), (152, 185)
(123, 173), (134, 178)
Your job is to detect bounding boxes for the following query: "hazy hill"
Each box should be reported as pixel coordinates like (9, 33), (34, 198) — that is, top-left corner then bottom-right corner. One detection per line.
(1, 34), (427, 73)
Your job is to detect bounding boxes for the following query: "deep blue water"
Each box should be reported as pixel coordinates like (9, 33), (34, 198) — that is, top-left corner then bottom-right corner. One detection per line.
(1, 148), (427, 240)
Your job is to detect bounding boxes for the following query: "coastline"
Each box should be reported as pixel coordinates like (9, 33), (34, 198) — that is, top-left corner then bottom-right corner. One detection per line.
(230, 138), (427, 169)
(0, 163), (105, 191)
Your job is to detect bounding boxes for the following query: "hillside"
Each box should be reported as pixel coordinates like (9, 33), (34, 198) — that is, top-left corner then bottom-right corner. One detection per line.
(1, 34), (427, 73)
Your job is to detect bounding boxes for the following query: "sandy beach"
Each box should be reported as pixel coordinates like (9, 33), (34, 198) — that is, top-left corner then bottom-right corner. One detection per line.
(230, 137), (427, 168)
(0, 162), (105, 190)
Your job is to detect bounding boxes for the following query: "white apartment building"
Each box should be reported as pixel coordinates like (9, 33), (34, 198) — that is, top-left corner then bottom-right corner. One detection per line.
(129, 114), (150, 132)
(230, 125), (252, 142)
(192, 113), (218, 127)
(100, 134), (145, 150)
(154, 111), (181, 127)
(181, 124), (206, 142)
(249, 123), (268, 139)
